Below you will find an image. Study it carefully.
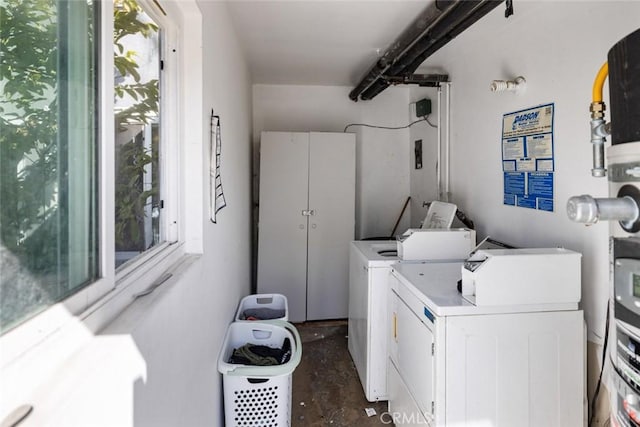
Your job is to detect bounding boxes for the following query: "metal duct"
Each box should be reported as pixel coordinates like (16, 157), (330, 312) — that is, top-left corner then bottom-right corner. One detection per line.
(350, 0), (504, 102)
(348, 1), (456, 101)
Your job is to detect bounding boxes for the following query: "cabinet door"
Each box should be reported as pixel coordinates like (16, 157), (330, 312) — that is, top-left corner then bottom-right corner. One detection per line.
(306, 132), (356, 320)
(257, 132), (309, 322)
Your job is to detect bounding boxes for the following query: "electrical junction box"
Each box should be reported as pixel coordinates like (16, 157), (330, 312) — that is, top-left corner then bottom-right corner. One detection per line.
(415, 98), (432, 117)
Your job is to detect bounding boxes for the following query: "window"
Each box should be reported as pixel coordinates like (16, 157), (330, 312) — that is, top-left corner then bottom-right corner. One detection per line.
(0, 0), (99, 332)
(0, 0), (199, 340)
(113, 0), (164, 268)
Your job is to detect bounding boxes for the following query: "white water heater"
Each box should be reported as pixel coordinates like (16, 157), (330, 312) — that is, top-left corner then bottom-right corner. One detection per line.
(566, 27), (640, 427)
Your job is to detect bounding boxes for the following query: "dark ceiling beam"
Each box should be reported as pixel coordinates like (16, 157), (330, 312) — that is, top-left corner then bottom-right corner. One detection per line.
(359, 1), (484, 100)
(348, 1), (457, 101)
(361, 0), (503, 100)
(403, 0), (504, 75)
(351, 0), (505, 101)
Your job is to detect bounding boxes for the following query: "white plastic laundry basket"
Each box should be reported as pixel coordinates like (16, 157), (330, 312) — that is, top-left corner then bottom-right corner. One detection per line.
(235, 294), (289, 321)
(218, 320), (301, 427)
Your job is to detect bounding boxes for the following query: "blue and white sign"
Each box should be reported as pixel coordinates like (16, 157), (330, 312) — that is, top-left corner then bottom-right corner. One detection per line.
(502, 103), (555, 212)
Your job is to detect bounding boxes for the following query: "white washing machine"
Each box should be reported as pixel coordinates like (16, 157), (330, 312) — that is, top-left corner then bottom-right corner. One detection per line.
(348, 240), (398, 401)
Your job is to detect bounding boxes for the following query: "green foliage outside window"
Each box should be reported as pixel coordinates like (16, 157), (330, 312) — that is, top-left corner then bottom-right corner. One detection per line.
(114, 0), (159, 131)
(0, 0), (61, 273)
(1, 0), (160, 258)
(0, 0), (160, 328)
(113, 0), (161, 253)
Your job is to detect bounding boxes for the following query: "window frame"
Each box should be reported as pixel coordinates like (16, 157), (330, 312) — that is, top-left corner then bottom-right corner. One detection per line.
(0, 0), (204, 366)
(113, 0), (181, 275)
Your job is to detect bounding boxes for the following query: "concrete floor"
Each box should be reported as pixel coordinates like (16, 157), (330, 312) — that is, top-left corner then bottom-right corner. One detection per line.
(291, 321), (389, 426)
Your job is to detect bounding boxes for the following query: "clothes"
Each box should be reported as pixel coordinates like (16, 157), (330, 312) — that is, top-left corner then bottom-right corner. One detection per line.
(229, 338), (292, 366)
(241, 308), (286, 320)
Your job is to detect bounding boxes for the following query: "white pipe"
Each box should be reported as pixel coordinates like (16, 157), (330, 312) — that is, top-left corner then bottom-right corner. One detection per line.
(489, 76), (526, 94)
(437, 85), (442, 200)
(444, 82), (451, 202)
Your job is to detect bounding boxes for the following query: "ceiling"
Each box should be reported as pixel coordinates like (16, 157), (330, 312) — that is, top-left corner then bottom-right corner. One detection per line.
(225, 1), (431, 86)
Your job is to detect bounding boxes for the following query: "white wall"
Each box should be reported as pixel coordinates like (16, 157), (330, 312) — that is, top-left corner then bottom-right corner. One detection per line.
(120, 1), (254, 424)
(116, 1), (254, 424)
(409, 2), (640, 418)
(0, 2), (253, 426)
(253, 84), (412, 239)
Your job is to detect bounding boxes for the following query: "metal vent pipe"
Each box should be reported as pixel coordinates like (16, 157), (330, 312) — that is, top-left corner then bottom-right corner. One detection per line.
(360, 1), (500, 101)
(348, 0), (456, 101)
(399, 1), (503, 77)
(350, 0), (504, 102)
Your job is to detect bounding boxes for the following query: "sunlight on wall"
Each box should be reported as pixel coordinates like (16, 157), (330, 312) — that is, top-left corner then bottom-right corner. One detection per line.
(1, 307), (146, 427)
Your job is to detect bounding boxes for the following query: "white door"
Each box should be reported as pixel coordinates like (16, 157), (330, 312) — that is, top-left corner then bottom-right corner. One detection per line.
(257, 132), (309, 322)
(306, 132), (355, 320)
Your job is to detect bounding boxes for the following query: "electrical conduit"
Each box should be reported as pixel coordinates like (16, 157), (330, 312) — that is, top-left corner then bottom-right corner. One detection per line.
(444, 82), (451, 202)
(437, 86), (442, 200)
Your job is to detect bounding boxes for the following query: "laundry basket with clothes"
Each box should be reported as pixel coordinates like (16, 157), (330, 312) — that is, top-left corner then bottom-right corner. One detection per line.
(217, 320), (301, 427)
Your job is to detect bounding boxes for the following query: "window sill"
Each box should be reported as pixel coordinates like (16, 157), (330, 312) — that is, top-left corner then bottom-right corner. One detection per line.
(0, 245), (201, 423)
(1, 240), (190, 370)
(82, 240), (190, 330)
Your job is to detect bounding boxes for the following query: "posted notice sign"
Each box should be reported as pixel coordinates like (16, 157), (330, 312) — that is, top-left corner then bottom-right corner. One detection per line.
(502, 103), (555, 212)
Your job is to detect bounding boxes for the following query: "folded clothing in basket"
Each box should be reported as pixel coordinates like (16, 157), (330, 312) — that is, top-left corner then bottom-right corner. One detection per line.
(241, 308), (286, 320)
(229, 338), (291, 366)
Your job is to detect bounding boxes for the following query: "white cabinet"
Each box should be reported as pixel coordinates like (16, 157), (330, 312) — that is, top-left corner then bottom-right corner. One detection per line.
(257, 131), (355, 322)
(388, 262), (584, 427)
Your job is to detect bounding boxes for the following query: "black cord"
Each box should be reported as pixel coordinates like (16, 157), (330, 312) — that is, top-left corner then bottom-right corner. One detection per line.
(343, 115), (437, 133)
(589, 300), (610, 427)
(424, 116), (437, 128)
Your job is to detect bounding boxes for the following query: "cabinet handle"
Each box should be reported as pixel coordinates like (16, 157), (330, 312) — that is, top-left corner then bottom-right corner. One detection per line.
(301, 209), (316, 216)
(311, 224), (317, 229)
(299, 224), (305, 230)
